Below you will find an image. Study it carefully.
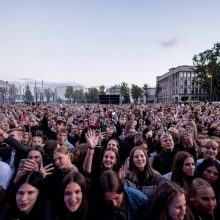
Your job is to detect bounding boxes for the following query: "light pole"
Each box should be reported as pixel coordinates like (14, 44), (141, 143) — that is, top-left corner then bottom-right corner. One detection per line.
(207, 73), (213, 102)
(34, 80), (37, 104)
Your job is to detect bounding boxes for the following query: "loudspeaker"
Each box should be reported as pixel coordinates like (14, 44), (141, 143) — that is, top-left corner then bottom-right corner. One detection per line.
(99, 95), (120, 104)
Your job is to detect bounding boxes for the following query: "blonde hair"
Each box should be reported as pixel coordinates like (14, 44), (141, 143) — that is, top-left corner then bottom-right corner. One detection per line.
(124, 120), (136, 136)
(190, 178), (212, 197)
(201, 139), (219, 150)
(23, 132), (32, 145)
(9, 128), (24, 137)
(160, 133), (172, 142)
(167, 127), (180, 144)
(53, 145), (73, 161)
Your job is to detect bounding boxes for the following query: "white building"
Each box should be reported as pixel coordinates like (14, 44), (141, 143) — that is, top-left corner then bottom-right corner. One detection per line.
(55, 86), (87, 101)
(156, 65), (207, 103)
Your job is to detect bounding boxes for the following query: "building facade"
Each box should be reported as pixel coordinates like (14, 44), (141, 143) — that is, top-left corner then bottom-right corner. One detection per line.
(156, 65), (208, 103)
(143, 87), (156, 103)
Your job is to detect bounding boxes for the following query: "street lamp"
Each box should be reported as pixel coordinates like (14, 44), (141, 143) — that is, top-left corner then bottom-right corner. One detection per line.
(207, 73), (213, 102)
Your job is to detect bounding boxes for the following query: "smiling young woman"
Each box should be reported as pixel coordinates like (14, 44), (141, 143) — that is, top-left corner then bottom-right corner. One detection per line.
(56, 171), (92, 220)
(124, 146), (162, 198)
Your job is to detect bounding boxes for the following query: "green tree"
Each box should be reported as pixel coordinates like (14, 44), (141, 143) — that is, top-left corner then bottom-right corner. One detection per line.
(24, 84), (33, 103)
(9, 86), (16, 104)
(57, 97), (63, 103)
(143, 83), (149, 103)
(65, 86), (74, 103)
(120, 82), (130, 103)
(0, 87), (8, 104)
(73, 89), (85, 103)
(193, 42), (220, 101)
(44, 88), (51, 103)
(78, 89), (85, 103)
(72, 90), (77, 103)
(131, 84), (143, 103)
(86, 87), (99, 103)
(99, 85), (106, 95)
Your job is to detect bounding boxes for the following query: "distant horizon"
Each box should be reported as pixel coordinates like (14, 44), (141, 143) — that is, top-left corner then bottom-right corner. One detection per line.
(6, 78), (156, 89)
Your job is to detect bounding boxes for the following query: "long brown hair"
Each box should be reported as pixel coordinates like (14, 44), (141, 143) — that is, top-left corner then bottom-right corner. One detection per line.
(189, 178), (213, 197)
(171, 151), (195, 187)
(129, 146), (153, 178)
(58, 171), (89, 220)
(100, 170), (124, 194)
(147, 180), (193, 220)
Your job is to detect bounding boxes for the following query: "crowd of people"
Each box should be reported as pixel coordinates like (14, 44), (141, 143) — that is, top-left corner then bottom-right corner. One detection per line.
(0, 102), (220, 220)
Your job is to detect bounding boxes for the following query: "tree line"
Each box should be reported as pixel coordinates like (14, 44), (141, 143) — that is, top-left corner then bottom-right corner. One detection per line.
(64, 82), (150, 104)
(193, 42), (220, 101)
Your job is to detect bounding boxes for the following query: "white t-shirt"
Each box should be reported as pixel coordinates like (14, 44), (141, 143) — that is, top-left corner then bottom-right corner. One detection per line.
(0, 161), (13, 190)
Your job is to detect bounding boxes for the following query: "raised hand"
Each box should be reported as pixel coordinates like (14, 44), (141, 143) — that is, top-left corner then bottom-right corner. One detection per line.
(69, 164), (78, 172)
(22, 159), (40, 172)
(39, 163), (54, 178)
(118, 165), (129, 182)
(85, 129), (99, 149)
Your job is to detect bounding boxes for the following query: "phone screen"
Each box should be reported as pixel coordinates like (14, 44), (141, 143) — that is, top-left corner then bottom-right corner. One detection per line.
(101, 125), (107, 133)
(20, 159), (27, 165)
(43, 154), (53, 166)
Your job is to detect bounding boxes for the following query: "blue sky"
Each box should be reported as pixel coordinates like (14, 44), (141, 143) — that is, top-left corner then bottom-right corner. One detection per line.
(0, 0), (219, 88)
